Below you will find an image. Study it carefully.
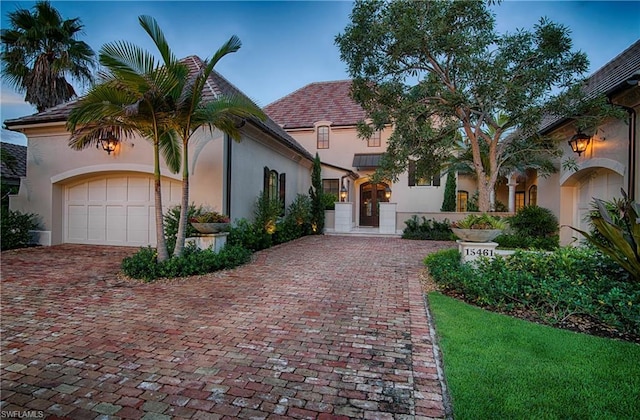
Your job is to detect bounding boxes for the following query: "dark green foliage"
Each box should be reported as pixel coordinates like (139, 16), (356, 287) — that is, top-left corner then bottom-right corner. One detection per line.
(121, 244), (252, 282)
(254, 191), (282, 235)
(164, 204), (201, 252)
(273, 194), (313, 244)
(309, 153), (324, 233)
(402, 216), (455, 241)
(227, 218), (272, 252)
(570, 191), (640, 280)
(425, 247), (639, 337)
(1, 209), (40, 250)
(322, 193), (338, 210)
(495, 205), (559, 250)
(441, 173), (457, 212)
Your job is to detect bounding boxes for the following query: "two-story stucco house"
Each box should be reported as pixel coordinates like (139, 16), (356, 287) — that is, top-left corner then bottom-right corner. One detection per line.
(4, 56), (314, 247)
(266, 40), (639, 242)
(265, 80), (447, 233)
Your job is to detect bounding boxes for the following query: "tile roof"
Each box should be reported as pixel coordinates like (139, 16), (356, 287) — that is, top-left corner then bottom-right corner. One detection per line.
(264, 80), (368, 129)
(3, 56), (313, 162)
(352, 153), (383, 169)
(541, 39), (640, 132)
(1, 142), (27, 180)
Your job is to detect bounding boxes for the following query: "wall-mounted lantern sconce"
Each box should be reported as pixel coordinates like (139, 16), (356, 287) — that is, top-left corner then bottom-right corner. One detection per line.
(340, 185), (348, 202)
(98, 131), (119, 155)
(384, 186), (392, 200)
(568, 132), (590, 156)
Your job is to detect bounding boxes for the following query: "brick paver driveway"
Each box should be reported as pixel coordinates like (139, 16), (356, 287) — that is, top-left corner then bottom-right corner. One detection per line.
(1, 236), (452, 419)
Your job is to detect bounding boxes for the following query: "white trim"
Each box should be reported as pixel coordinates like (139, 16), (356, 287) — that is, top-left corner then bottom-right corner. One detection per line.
(51, 164), (181, 184)
(560, 158), (626, 187)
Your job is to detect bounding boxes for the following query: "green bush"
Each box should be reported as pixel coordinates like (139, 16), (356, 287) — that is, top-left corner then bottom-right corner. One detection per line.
(495, 205), (559, 250)
(425, 247), (639, 337)
(164, 204), (201, 252)
(402, 215), (455, 240)
(1, 209), (41, 250)
(322, 193), (338, 210)
(227, 218), (272, 252)
(121, 244), (252, 282)
(254, 191), (282, 235)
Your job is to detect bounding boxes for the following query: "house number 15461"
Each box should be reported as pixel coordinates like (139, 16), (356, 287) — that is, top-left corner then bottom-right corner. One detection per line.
(465, 248), (494, 257)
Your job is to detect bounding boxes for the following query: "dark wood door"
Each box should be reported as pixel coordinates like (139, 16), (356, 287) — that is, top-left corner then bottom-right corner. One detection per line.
(359, 182), (389, 227)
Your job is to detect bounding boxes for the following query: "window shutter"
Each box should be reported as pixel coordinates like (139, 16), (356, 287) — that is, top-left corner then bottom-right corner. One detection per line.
(263, 166), (270, 196)
(279, 173), (286, 206)
(432, 173), (441, 187)
(408, 161), (416, 187)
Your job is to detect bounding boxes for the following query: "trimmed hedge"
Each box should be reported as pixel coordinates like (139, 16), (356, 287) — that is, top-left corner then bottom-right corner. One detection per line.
(425, 247), (639, 337)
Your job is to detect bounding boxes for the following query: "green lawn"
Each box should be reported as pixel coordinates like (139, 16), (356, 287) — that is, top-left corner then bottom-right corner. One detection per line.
(428, 292), (640, 420)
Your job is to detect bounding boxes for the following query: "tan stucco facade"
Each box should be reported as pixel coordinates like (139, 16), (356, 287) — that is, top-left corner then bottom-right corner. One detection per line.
(9, 122), (312, 246)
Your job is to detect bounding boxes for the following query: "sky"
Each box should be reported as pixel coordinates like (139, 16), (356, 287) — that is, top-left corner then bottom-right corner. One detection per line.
(1, 0), (639, 145)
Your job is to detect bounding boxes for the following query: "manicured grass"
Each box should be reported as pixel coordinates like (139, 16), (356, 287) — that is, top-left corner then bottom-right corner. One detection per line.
(428, 292), (640, 419)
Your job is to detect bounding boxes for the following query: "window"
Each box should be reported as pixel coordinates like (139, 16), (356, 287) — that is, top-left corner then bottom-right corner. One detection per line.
(515, 191), (525, 211)
(368, 130), (381, 147)
(408, 160), (440, 186)
(322, 179), (340, 196)
(264, 167), (286, 212)
(529, 185), (537, 206)
(317, 125), (329, 149)
(457, 191), (469, 212)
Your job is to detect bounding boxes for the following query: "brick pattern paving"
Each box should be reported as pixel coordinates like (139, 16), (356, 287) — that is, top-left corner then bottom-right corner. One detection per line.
(1, 236), (452, 419)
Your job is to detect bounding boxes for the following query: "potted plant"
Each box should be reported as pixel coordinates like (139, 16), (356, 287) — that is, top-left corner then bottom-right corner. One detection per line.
(451, 213), (508, 242)
(189, 210), (231, 234)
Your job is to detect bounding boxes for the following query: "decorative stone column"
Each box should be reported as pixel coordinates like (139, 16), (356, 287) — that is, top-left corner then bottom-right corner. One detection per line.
(334, 202), (353, 233)
(508, 172), (518, 213)
(379, 202), (397, 234)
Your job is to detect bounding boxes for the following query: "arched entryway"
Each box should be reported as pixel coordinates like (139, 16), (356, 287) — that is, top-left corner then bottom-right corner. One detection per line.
(359, 181), (390, 227)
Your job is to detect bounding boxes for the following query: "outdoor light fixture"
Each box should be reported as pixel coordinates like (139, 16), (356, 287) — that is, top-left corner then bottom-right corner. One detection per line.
(340, 185), (348, 202)
(568, 132), (590, 156)
(98, 131), (119, 155)
(384, 186), (392, 200)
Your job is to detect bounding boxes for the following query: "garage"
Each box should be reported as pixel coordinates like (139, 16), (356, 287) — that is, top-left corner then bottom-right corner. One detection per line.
(65, 174), (181, 246)
(575, 168), (624, 233)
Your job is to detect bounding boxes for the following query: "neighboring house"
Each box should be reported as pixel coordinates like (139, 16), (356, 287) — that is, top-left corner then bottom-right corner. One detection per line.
(4, 56), (314, 247)
(537, 40), (640, 245)
(1, 142), (27, 190)
(265, 80), (447, 231)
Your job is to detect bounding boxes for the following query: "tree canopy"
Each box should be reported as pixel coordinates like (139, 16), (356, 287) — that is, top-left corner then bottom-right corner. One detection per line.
(1, 0), (95, 111)
(336, 0), (618, 212)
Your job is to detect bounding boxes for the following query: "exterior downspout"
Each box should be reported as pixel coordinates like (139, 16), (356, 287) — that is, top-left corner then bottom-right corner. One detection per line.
(610, 102), (637, 201)
(225, 133), (232, 217)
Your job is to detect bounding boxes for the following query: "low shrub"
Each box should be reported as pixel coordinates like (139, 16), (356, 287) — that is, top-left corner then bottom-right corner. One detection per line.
(495, 205), (559, 250)
(322, 193), (338, 210)
(227, 218), (272, 252)
(424, 247), (639, 338)
(122, 244), (252, 281)
(402, 215), (455, 240)
(1, 209), (41, 250)
(164, 204), (201, 252)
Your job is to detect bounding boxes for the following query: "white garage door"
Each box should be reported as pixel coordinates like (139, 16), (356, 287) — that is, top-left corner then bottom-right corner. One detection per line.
(65, 175), (181, 246)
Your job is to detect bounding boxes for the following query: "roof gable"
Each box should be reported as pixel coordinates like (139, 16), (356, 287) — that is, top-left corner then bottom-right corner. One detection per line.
(1, 142), (27, 179)
(265, 80), (368, 129)
(3, 56), (312, 161)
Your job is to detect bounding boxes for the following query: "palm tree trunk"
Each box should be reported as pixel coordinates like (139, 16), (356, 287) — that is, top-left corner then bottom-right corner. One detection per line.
(173, 141), (189, 257)
(154, 141), (169, 262)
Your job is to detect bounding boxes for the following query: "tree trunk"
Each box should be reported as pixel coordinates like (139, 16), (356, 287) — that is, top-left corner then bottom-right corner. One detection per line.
(154, 143), (169, 261)
(173, 141), (189, 257)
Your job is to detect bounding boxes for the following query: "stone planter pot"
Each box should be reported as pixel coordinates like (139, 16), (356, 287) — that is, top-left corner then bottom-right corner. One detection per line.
(451, 228), (502, 242)
(190, 222), (230, 234)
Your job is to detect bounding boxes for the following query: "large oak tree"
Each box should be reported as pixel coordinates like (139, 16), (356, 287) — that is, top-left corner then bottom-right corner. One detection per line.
(336, 0), (616, 212)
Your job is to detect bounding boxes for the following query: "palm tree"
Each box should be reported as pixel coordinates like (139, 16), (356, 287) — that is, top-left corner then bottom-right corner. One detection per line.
(66, 16), (183, 262)
(170, 45), (266, 257)
(1, 1), (95, 111)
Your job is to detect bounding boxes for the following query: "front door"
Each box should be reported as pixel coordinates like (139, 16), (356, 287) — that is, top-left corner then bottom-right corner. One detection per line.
(359, 182), (389, 227)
